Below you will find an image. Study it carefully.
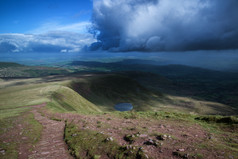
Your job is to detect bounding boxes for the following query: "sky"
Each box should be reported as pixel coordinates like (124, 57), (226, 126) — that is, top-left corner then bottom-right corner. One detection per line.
(91, 0), (238, 52)
(0, 0), (95, 53)
(0, 0), (92, 33)
(0, 0), (238, 53)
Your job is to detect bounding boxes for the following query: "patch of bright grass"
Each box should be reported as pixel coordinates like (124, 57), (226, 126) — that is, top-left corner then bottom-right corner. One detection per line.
(0, 142), (18, 159)
(0, 112), (42, 158)
(113, 110), (196, 122)
(195, 115), (238, 124)
(23, 113), (42, 145)
(0, 117), (18, 159)
(0, 107), (30, 119)
(50, 117), (62, 121)
(47, 86), (101, 114)
(64, 122), (148, 159)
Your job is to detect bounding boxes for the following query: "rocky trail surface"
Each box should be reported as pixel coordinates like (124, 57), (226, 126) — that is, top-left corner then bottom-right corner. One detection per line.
(27, 104), (72, 159)
(1, 103), (237, 159)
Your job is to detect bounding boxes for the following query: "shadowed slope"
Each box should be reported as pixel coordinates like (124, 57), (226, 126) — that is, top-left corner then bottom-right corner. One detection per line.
(48, 86), (101, 113)
(69, 74), (164, 111)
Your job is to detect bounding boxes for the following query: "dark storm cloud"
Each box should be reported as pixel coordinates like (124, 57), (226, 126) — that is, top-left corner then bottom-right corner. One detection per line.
(90, 0), (238, 51)
(0, 32), (95, 53)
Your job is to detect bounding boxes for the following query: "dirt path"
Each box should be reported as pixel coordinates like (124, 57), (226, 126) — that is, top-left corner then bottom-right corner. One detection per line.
(28, 105), (73, 159)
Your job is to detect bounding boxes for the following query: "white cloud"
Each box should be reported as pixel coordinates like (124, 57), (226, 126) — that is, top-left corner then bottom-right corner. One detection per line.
(0, 31), (96, 53)
(29, 21), (91, 34)
(0, 18), (97, 53)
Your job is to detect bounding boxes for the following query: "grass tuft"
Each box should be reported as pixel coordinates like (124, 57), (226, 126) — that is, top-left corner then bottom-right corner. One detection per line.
(195, 116), (238, 124)
(64, 122), (149, 159)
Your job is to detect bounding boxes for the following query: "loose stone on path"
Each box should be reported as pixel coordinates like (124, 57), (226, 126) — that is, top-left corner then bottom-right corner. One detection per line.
(28, 107), (72, 159)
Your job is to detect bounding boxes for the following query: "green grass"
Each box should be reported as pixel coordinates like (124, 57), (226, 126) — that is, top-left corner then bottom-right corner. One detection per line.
(0, 117), (18, 159)
(23, 113), (43, 145)
(0, 83), (55, 110)
(69, 74), (164, 111)
(0, 62), (24, 68)
(0, 112), (42, 159)
(0, 142), (18, 159)
(0, 78), (100, 115)
(63, 112), (238, 158)
(50, 117), (62, 121)
(0, 62), (69, 78)
(46, 86), (101, 113)
(111, 110), (196, 122)
(64, 122), (148, 159)
(68, 74), (235, 115)
(0, 107), (30, 119)
(0, 63), (235, 115)
(125, 110), (238, 157)
(0, 64), (237, 159)
(0, 74), (101, 159)
(195, 115), (238, 124)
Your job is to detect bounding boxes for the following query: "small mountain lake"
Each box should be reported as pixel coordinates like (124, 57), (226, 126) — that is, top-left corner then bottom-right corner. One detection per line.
(114, 103), (133, 111)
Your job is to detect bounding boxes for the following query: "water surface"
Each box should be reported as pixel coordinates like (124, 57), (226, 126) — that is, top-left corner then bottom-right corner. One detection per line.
(114, 103), (133, 111)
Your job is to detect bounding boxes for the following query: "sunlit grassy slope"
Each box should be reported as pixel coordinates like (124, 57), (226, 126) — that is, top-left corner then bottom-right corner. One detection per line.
(0, 74), (235, 121)
(0, 61), (236, 117)
(0, 62), (237, 159)
(0, 77), (100, 119)
(48, 86), (101, 113)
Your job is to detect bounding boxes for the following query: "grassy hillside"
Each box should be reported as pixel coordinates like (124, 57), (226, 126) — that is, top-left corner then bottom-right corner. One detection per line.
(0, 62), (69, 78)
(0, 61), (236, 115)
(48, 86), (101, 113)
(69, 60), (238, 112)
(0, 77), (100, 118)
(68, 74), (235, 115)
(69, 74), (161, 111)
(0, 62), (24, 68)
(0, 62), (237, 159)
(0, 73), (100, 158)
